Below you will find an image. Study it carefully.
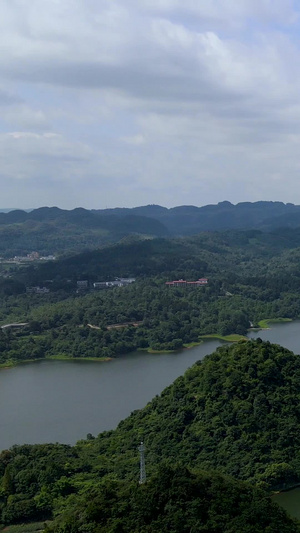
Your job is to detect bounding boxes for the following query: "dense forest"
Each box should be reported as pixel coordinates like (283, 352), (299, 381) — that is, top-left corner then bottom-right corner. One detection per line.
(0, 207), (168, 258)
(44, 466), (299, 533)
(1, 227), (300, 529)
(16, 226), (300, 283)
(4, 201), (300, 257)
(2, 229), (300, 363)
(1, 341), (300, 531)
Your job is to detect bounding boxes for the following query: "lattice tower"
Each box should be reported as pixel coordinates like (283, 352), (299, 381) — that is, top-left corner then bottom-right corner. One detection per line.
(138, 441), (146, 484)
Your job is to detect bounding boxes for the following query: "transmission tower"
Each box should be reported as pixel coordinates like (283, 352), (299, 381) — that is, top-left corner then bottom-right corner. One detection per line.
(138, 441), (146, 484)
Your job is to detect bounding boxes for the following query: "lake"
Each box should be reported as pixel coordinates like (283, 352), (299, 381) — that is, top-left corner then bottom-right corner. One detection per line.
(1, 320), (300, 451)
(272, 487), (300, 520)
(0, 339), (223, 450)
(1, 320), (300, 519)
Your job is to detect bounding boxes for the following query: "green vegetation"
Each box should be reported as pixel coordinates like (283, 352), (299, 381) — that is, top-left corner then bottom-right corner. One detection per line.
(47, 354), (112, 362)
(258, 318), (293, 328)
(0, 361), (15, 369)
(4, 201), (300, 259)
(1, 341), (300, 531)
(0, 522), (50, 532)
(199, 333), (247, 342)
(2, 227), (300, 528)
(2, 228), (300, 365)
(45, 466), (299, 533)
(183, 341), (203, 348)
(0, 207), (168, 258)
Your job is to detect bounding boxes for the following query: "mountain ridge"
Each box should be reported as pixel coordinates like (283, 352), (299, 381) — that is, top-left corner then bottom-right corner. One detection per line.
(2, 201), (300, 258)
(2, 200), (300, 232)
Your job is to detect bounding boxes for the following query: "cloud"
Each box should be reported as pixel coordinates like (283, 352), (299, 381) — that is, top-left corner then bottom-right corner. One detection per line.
(134, 0), (297, 27)
(2, 105), (50, 130)
(0, 132), (93, 182)
(0, 1), (300, 208)
(0, 87), (22, 106)
(121, 134), (146, 145)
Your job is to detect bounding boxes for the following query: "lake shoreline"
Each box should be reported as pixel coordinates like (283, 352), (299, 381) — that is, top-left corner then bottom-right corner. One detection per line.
(0, 316), (294, 368)
(0, 354), (113, 369)
(272, 482), (300, 495)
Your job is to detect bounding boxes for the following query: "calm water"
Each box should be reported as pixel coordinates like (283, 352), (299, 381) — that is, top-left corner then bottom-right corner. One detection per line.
(272, 488), (300, 520)
(247, 320), (300, 351)
(0, 339), (223, 450)
(2, 321), (300, 451)
(2, 321), (300, 517)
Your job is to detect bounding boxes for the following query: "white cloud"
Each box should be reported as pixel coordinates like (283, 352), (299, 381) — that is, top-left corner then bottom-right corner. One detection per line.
(2, 105), (50, 130)
(127, 0), (298, 30)
(121, 134), (146, 146)
(0, 132), (93, 183)
(0, 1), (300, 207)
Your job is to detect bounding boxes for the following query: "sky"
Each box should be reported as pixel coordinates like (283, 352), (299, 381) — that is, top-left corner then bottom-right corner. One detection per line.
(1, 0), (300, 209)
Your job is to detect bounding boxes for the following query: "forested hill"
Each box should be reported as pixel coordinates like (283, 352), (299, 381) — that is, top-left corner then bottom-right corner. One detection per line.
(73, 340), (300, 490)
(0, 207), (169, 258)
(4, 201), (300, 256)
(1, 341), (300, 531)
(15, 226), (300, 285)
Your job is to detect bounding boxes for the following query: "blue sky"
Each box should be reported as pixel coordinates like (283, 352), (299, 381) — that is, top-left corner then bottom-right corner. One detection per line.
(1, 0), (300, 209)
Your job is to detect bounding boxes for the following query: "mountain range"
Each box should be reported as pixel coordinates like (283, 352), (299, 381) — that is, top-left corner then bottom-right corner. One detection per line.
(2, 201), (300, 257)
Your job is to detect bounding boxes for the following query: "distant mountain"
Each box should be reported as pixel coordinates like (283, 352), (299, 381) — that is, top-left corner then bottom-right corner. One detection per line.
(0, 208), (32, 213)
(2, 201), (300, 257)
(0, 207), (168, 257)
(94, 201), (300, 233)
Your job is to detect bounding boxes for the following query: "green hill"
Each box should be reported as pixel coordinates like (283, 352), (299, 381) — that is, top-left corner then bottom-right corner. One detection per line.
(45, 466), (300, 533)
(16, 226), (300, 285)
(74, 340), (300, 490)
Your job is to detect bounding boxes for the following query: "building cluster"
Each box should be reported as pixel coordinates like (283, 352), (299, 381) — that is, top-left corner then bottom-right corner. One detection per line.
(2, 252), (56, 264)
(24, 278), (136, 295)
(26, 286), (50, 294)
(165, 278), (208, 287)
(77, 278), (136, 291)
